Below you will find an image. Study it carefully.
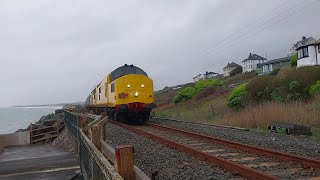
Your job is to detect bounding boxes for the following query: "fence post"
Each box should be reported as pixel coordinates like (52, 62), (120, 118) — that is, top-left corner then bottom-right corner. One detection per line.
(81, 115), (88, 135)
(101, 112), (107, 141)
(115, 145), (135, 180)
(91, 125), (102, 151)
(0, 136), (4, 153)
(29, 123), (33, 144)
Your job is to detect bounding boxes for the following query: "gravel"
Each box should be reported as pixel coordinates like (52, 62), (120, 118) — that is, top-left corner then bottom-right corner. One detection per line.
(150, 118), (320, 160)
(106, 122), (244, 180)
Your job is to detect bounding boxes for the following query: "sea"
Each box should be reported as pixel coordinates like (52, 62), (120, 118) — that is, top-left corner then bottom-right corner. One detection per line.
(0, 106), (62, 134)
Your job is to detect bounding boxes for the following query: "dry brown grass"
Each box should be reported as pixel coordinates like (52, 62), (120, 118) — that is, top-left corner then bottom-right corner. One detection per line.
(215, 96), (320, 130)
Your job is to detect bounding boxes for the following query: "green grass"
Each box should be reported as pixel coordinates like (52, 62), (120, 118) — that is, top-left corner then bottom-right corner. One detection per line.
(312, 131), (320, 139)
(249, 128), (269, 134)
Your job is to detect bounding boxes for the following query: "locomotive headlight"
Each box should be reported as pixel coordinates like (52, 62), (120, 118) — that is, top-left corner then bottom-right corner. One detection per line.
(127, 84), (131, 88)
(134, 92), (139, 97)
(141, 84), (144, 88)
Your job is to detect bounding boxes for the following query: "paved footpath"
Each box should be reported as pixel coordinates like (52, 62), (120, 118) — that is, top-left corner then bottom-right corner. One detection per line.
(0, 143), (80, 180)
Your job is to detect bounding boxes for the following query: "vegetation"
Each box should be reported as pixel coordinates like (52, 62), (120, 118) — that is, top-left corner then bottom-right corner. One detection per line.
(290, 53), (298, 67)
(227, 83), (247, 111)
(156, 66), (320, 135)
(310, 80), (320, 97)
(174, 79), (222, 103)
(229, 66), (243, 76)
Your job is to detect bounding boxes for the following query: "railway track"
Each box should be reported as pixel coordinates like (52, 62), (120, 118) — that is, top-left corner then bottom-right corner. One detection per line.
(110, 121), (320, 180)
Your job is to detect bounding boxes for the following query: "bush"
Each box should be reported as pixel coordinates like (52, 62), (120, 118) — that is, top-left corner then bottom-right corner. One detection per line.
(270, 91), (283, 103)
(228, 83), (247, 110)
(195, 79), (222, 92)
(174, 87), (197, 103)
(174, 79), (223, 103)
(230, 67), (243, 76)
(269, 68), (280, 75)
(310, 80), (320, 97)
(290, 53), (298, 67)
(228, 83), (248, 101)
(227, 96), (243, 111)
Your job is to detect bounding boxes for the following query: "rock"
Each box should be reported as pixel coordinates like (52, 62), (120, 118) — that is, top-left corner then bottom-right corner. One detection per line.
(42, 119), (56, 126)
(38, 114), (52, 124)
(15, 129), (27, 133)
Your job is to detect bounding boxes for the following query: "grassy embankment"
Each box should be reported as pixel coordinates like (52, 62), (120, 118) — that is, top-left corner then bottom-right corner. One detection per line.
(155, 67), (320, 138)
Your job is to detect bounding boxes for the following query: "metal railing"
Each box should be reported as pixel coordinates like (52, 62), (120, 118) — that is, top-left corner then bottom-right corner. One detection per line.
(64, 111), (122, 180)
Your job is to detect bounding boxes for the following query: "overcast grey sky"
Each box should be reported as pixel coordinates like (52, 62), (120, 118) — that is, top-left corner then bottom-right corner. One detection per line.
(0, 0), (319, 106)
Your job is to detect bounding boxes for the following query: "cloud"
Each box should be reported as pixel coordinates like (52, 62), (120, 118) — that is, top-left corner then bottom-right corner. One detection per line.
(0, 0), (319, 106)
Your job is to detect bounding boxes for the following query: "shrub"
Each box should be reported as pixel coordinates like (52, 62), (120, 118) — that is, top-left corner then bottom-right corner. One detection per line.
(174, 87), (197, 103)
(228, 83), (248, 101)
(270, 91), (283, 103)
(310, 80), (320, 97)
(269, 68), (280, 75)
(195, 79), (222, 92)
(230, 67), (243, 76)
(290, 53), (298, 67)
(173, 79), (223, 104)
(228, 83), (248, 110)
(227, 96), (243, 111)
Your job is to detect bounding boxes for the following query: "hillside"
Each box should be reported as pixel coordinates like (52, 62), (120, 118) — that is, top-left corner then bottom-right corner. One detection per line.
(154, 67), (320, 136)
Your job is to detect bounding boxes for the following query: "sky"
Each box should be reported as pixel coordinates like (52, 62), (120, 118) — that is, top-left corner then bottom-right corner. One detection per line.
(0, 0), (319, 107)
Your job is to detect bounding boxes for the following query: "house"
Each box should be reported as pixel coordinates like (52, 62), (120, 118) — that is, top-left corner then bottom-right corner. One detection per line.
(193, 74), (204, 82)
(242, 53), (267, 72)
(204, 71), (218, 79)
(223, 62), (241, 77)
(193, 71), (219, 82)
(258, 56), (291, 74)
(294, 36), (320, 67)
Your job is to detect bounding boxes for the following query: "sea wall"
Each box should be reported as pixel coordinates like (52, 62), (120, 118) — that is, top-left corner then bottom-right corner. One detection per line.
(0, 131), (30, 146)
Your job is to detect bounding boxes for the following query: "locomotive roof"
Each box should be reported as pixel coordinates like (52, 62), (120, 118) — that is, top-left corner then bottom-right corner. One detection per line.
(110, 64), (148, 82)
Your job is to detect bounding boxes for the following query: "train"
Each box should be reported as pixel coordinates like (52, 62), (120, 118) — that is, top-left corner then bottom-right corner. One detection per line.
(85, 64), (156, 124)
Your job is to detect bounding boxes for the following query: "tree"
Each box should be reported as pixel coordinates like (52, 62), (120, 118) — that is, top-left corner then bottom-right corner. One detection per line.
(290, 53), (298, 67)
(230, 66), (243, 76)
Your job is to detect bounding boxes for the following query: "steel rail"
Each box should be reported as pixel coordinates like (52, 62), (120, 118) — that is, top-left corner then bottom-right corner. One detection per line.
(147, 122), (320, 170)
(111, 121), (279, 180)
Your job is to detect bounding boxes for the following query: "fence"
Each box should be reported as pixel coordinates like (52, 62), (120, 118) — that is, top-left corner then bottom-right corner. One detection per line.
(64, 111), (149, 180)
(64, 111), (122, 180)
(30, 124), (61, 144)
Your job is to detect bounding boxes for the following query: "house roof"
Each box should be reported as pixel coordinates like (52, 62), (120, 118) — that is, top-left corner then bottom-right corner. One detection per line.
(242, 53), (267, 62)
(223, 62), (241, 69)
(294, 36), (317, 50)
(193, 74), (202, 79)
(205, 71), (218, 75)
(259, 56), (291, 66)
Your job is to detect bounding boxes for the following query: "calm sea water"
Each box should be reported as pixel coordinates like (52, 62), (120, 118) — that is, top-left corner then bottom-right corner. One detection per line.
(0, 106), (62, 134)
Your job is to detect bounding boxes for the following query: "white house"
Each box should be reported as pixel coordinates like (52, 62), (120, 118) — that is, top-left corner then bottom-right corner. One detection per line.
(242, 53), (267, 72)
(193, 71), (219, 82)
(193, 74), (204, 82)
(294, 36), (320, 67)
(223, 62), (241, 77)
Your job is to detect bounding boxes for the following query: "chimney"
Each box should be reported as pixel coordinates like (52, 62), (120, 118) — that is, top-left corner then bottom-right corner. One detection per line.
(302, 36), (306, 40)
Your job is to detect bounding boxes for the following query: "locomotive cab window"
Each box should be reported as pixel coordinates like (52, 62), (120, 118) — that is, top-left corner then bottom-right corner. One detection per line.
(111, 83), (115, 92)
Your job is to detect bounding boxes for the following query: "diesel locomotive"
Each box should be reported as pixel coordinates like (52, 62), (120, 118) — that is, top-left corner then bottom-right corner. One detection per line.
(85, 64), (156, 123)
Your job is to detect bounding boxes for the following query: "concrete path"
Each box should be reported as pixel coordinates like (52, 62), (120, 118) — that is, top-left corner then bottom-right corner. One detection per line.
(0, 143), (80, 180)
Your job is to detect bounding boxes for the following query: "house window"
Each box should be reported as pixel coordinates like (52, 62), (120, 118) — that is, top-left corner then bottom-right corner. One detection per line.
(300, 47), (309, 58)
(318, 45), (320, 53)
(111, 83), (115, 92)
(99, 87), (101, 93)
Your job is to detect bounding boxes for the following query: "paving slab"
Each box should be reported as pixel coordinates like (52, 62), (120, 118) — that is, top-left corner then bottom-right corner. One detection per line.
(0, 143), (80, 180)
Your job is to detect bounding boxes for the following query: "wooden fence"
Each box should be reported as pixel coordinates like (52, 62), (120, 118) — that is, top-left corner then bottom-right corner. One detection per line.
(30, 124), (62, 144)
(65, 111), (150, 180)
